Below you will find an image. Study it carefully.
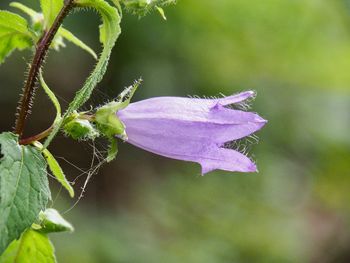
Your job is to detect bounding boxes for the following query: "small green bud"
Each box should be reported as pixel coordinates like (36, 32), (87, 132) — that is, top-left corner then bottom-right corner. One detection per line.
(63, 113), (99, 140)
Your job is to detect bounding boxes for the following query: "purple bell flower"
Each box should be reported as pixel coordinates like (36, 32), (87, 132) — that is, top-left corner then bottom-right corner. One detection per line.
(116, 91), (267, 174)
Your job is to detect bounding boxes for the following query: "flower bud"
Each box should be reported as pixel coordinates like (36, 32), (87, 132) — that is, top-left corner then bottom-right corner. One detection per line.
(63, 112), (99, 140)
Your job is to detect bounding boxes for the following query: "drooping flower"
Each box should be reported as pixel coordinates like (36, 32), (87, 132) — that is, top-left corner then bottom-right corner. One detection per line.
(116, 91), (267, 174)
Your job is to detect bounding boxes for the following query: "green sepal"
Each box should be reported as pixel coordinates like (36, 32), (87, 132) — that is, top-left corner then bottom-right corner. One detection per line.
(95, 104), (126, 138)
(95, 80), (141, 139)
(115, 78), (141, 110)
(107, 136), (118, 162)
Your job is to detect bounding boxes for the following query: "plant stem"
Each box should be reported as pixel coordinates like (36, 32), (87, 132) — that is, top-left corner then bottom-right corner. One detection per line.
(14, 0), (76, 138)
(19, 126), (54, 145)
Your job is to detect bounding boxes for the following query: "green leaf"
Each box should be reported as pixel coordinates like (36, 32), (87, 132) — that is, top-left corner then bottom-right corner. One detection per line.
(0, 229), (56, 263)
(58, 27), (98, 59)
(10, 2), (44, 35)
(0, 132), (51, 254)
(40, 0), (63, 29)
(10, 2), (38, 18)
(38, 209), (74, 233)
(44, 0), (121, 148)
(11, 2), (97, 59)
(33, 142), (74, 198)
(0, 11), (33, 64)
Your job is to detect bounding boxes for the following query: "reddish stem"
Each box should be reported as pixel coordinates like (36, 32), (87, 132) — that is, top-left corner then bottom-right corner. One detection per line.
(15, 0), (76, 138)
(19, 126), (54, 145)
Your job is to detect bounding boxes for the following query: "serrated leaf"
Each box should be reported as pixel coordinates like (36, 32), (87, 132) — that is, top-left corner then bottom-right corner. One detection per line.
(0, 229), (56, 263)
(0, 11), (33, 64)
(33, 142), (74, 198)
(44, 0), (121, 148)
(58, 27), (98, 59)
(40, 0), (63, 29)
(38, 209), (74, 233)
(0, 132), (51, 254)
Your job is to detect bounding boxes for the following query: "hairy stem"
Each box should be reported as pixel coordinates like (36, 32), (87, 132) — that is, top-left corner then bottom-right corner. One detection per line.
(14, 0), (76, 138)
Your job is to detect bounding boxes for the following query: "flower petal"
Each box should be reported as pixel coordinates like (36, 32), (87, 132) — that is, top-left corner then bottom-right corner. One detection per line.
(116, 91), (266, 174)
(200, 147), (257, 174)
(215, 91), (256, 107)
(117, 94), (266, 143)
(119, 91), (256, 122)
(122, 127), (257, 174)
(120, 113), (266, 144)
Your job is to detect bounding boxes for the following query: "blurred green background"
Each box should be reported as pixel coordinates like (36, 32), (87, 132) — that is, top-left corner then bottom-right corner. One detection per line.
(1, 0), (350, 262)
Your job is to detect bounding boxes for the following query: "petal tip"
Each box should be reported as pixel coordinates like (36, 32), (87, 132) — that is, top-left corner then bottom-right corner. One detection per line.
(247, 162), (258, 173)
(246, 90), (256, 97)
(254, 115), (268, 129)
(200, 163), (213, 175)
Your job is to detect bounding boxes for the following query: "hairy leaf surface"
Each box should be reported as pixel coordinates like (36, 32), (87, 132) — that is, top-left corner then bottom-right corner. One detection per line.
(0, 132), (50, 254)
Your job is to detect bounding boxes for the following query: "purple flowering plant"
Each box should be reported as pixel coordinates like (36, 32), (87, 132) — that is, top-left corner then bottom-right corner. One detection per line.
(0, 0), (266, 261)
(116, 89), (266, 174)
